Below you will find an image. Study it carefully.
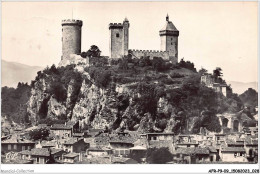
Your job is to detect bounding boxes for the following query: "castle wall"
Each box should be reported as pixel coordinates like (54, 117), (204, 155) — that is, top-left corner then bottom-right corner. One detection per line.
(62, 20), (82, 60)
(129, 49), (170, 60)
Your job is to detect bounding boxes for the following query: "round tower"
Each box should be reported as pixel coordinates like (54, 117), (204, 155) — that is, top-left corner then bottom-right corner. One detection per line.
(61, 19), (83, 60)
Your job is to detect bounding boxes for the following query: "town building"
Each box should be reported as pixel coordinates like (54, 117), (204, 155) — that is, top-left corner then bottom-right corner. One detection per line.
(1, 136), (35, 154)
(220, 147), (247, 163)
(63, 137), (88, 153)
(20, 148), (51, 164)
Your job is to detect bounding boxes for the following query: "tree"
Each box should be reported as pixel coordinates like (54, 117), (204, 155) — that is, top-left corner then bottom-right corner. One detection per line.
(29, 128), (50, 141)
(213, 67), (223, 78)
(146, 147), (173, 164)
(81, 45), (101, 58)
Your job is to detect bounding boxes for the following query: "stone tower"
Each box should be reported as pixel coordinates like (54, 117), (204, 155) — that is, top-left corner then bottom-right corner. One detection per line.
(109, 18), (130, 58)
(159, 15), (179, 64)
(61, 19), (83, 60)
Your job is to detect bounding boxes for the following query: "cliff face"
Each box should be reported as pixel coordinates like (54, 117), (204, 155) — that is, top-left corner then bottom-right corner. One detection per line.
(26, 65), (183, 133)
(25, 58), (230, 133)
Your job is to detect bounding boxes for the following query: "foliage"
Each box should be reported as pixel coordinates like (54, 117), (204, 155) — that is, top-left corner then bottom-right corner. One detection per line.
(81, 45), (101, 58)
(1, 82), (31, 124)
(146, 147), (173, 164)
(239, 88), (258, 108)
(38, 117), (67, 126)
(178, 58), (196, 72)
(29, 128), (50, 141)
(87, 66), (111, 88)
(170, 72), (185, 78)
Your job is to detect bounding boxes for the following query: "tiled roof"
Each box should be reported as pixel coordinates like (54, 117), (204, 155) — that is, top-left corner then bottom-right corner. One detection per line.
(77, 157), (111, 164)
(41, 141), (56, 147)
(20, 148), (50, 157)
(64, 138), (82, 145)
(149, 140), (173, 149)
(50, 148), (65, 155)
(50, 124), (72, 130)
(160, 21), (178, 32)
(221, 147), (245, 152)
(64, 152), (79, 158)
(208, 146), (217, 153)
(88, 146), (111, 151)
(73, 133), (84, 137)
(2, 137), (35, 144)
(175, 147), (209, 155)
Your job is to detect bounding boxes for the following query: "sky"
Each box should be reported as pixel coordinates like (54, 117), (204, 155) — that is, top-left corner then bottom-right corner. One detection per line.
(1, 1), (258, 83)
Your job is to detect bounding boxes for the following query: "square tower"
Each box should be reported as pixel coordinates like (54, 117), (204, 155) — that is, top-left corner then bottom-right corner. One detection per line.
(160, 15), (179, 64)
(109, 18), (129, 58)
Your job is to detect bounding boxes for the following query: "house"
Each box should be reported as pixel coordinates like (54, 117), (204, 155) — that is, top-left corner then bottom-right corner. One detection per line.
(176, 141), (199, 148)
(220, 147), (247, 163)
(1, 136), (35, 154)
(50, 148), (67, 163)
(87, 146), (112, 157)
(140, 133), (175, 141)
(109, 140), (134, 157)
(63, 137), (88, 153)
(173, 147), (210, 164)
(63, 152), (80, 164)
(66, 120), (80, 133)
(20, 148), (51, 164)
(36, 140), (56, 149)
(50, 124), (73, 139)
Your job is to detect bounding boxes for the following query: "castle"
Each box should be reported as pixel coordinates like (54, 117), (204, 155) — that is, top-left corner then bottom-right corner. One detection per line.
(61, 15), (179, 64)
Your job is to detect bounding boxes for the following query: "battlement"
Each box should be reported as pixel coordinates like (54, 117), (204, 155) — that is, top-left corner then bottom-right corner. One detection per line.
(62, 19), (83, 26)
(129, 49), (169, 53)
(109, 23), (123, 29)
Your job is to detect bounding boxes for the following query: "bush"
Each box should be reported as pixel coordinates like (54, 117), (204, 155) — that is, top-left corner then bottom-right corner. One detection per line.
(170, 72), (185, 78)
(29, 128), (50, 141)
(178, 58), (196, 72)
(146, 147), (173, 164)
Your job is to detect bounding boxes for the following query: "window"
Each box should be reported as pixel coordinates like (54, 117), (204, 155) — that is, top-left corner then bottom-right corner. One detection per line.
(199, 157), (202, 161)
(171, 38), (173, 41)
(8, 144), (11, 150)
(28, 146), (31, 150)
(116, 33), (119, 37)
(210, 156), (213, 161)
(171, 43), (173, 45)
(36, 157), (40, 163)
(240, 152), (243, 156)
(187, 145), (190, 147)
(13, 144), (17, 150)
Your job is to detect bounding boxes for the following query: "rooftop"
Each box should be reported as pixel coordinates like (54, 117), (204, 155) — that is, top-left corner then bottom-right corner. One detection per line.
(20, 148), (50, 157)
(160, 15), (178, 32)
(2, 137), (35, 144)
(64, 138), (83, 145)
(50, 124), (72, 130)
(221, 147), (246, 153)
(64, 152), (79, 158)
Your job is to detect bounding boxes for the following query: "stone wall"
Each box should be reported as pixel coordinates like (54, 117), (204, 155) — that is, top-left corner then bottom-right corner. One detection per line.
(129, 49), (178, 64)
(129, 49), (170, 60)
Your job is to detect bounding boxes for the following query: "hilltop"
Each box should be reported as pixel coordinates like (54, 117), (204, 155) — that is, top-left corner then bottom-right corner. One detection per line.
(1, 54), (246, 134)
